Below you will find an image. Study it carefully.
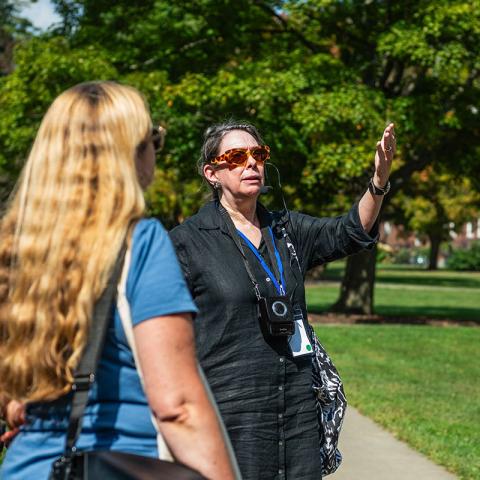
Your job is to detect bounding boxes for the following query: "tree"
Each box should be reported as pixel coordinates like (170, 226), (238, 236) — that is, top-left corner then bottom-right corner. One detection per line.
(1, 1), (479, 313)
(1, 0), (33, 75)
(286, 0), (480, 312)
(0, 37), (118, 201)
(0, 0), (35, 200)
(390, 168), (480, 270)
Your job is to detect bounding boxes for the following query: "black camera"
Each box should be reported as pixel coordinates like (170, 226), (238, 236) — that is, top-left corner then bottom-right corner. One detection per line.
(259, 295), (294, 336)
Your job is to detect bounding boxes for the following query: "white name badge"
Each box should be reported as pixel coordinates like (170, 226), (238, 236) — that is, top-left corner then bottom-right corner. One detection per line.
(288, 306), (313, 357)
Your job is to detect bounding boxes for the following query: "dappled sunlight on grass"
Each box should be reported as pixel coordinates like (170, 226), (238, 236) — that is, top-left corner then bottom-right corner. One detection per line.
(306, 267), (480, 322)
(315, 325), (480, 480)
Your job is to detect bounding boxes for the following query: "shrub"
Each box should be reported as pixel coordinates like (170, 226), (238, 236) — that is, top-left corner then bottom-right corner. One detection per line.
(391, 247), (411, 264)
(446, 241), (480, 271)
(390, 247), (429, 267)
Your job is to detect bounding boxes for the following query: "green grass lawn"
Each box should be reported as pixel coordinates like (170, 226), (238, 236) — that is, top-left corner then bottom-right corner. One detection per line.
(306, 263), (480, 322)
(315, 325), (480, 480)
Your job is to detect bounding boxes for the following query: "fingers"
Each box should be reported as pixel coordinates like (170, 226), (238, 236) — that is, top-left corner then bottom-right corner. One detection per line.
(381, 123), (396, 158)
(374, 125), (394, 184)
(0, 426), (20, 446)
(6, 400), (25, 428)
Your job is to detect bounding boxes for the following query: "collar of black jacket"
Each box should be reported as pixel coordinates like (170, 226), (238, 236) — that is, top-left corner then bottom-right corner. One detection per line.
(193, 200), (289, 234)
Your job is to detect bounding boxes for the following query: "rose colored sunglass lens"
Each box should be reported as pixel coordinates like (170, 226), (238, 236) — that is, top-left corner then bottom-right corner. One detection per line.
(251, 146), (269, 162)
(229, 149), (248, 164)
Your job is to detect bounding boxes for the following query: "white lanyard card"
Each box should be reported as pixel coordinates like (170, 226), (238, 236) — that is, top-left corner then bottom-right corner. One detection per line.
(288, 305), (313, 357)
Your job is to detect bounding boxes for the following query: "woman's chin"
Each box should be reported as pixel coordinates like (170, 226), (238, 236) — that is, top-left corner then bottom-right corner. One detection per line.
(240, 185), (262, 198)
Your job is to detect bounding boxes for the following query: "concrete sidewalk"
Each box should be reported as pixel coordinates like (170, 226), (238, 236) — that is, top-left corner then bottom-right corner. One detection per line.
(330, 407), (457, 480)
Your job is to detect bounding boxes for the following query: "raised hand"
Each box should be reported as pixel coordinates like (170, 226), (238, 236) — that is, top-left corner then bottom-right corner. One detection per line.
(373, 123), (396, 188)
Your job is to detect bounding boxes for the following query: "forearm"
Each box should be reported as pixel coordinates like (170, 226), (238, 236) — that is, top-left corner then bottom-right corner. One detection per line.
(154, 384), (234, 479)
(135, 316), (235, 479)
(358, 182), (384, 233)
(358, 123), (395, 232)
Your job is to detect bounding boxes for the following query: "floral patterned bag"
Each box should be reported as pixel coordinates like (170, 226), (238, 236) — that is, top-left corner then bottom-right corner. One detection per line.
(309, 325), (347, 476)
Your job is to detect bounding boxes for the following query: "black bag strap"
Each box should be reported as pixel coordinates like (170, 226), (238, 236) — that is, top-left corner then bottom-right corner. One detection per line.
(280, 226), (302, 274)
(219, 205), (263, 300)
(63, 244), (127, 457)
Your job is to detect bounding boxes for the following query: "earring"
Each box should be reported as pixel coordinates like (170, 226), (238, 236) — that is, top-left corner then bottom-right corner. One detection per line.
(213, 181), (221, 190)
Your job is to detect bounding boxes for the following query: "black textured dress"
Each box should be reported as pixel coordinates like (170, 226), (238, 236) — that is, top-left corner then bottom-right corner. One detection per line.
(170, 201), (377, 480)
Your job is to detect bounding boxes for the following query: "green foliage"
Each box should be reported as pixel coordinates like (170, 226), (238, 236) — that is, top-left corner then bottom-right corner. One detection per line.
(0, 0), (32, 37)
(388, 169), (480, 268)
(51, 0), (284, 80)
(1, 0), (479, 223)
(144, 167), (206, 229)
(389, 246), (430, 266)
(446, 241), (480, 271)
(0, 0), (33, 81)
(390, 247), (414, 265)
(376, 243), (391, 264)
(0, 36), (118, 198)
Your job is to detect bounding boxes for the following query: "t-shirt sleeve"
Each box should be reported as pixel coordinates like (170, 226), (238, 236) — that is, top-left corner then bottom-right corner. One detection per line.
(126, 219), (198, 326)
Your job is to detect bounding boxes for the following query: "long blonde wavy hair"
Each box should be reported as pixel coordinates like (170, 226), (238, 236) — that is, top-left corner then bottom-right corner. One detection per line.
(0, 81), (152, 402)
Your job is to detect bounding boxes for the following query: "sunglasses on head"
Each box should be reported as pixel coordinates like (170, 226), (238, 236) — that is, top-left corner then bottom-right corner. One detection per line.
(210, 145), (270, 166)
(151, 125), (166, 153)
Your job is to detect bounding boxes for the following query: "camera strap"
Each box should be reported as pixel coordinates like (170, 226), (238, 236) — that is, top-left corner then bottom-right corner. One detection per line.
(219, 205), (285, 298)
(220, 206), (263, 300)
(237, 228), (286, 296)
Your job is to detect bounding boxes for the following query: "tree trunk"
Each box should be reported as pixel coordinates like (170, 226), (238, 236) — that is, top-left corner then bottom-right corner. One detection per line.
(0, 28), (15, 76)
(428, 232), (441, 270)
(330, 246), (377, 314)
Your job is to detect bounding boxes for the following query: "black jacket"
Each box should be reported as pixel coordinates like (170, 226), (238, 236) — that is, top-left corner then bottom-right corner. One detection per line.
(170, 201), (377, 480)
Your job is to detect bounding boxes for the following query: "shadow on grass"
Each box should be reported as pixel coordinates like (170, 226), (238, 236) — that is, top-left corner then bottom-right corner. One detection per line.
(376, 305), (480, 321)
(320, 270), (480, 289)
(308, 305), (480, 324)
(375, 276), (479, 288)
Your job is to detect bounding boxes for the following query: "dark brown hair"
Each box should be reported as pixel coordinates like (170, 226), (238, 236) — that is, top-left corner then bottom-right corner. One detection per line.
(198, 120), (264, 179)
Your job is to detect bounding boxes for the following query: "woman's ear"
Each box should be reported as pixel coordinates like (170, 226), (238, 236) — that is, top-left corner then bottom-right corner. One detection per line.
(203, 164), (217, 187)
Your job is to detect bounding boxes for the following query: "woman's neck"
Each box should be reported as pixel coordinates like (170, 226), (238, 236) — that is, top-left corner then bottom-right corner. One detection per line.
(220, 195), (258, 226)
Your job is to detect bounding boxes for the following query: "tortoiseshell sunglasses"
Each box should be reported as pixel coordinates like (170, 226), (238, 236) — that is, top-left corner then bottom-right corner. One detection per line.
(210, 145), (270, 167)
(151, 125), (166, 153)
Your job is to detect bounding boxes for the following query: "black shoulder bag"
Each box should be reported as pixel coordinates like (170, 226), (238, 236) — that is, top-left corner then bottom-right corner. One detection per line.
(49, 246), (206, 480)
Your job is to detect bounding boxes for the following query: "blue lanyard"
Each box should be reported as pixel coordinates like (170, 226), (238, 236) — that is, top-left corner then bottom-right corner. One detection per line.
(236, 227), (286, 295)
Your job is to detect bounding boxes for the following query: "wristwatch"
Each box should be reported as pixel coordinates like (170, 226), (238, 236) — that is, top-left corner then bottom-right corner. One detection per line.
(368, 177), (391, 196)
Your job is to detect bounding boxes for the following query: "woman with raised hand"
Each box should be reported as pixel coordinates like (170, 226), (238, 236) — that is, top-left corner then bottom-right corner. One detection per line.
(170, 120), (396, 480)
(0, 81), (235, 480)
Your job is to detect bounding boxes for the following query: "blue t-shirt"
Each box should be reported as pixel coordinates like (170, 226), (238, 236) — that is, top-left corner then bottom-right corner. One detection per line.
(1, 219), (197, 480)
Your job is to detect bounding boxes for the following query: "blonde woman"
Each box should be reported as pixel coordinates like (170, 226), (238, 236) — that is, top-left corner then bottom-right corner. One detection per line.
(0, 82), (235, 479)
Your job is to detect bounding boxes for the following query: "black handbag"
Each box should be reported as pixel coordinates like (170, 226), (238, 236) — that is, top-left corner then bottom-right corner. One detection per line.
(49, 246), (206, 480)
(309, 325), (346, 476)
